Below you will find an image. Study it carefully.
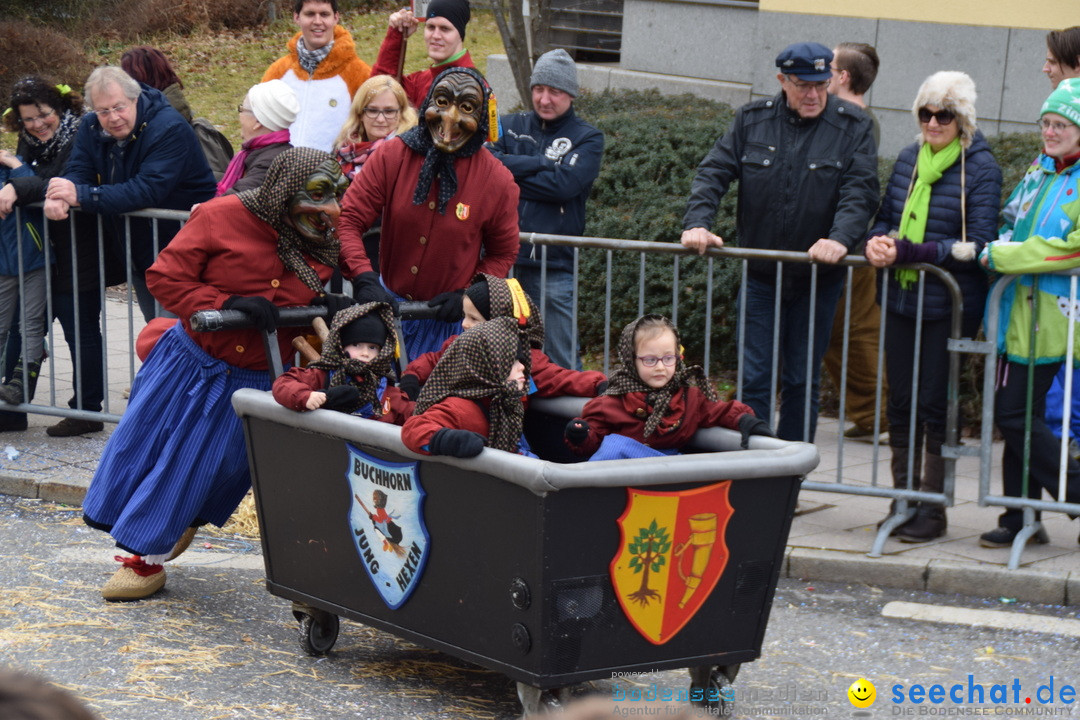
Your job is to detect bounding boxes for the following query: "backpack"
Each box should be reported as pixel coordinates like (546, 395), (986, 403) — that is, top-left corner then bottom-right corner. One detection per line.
(192, 117), (235, 181)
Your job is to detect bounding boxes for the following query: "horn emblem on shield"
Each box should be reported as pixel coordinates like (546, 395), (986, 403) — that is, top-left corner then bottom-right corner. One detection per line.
(609, 482), (733, 645)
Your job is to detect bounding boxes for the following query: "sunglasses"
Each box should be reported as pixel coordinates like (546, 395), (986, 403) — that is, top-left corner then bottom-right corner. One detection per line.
(917, 107), (955, 125)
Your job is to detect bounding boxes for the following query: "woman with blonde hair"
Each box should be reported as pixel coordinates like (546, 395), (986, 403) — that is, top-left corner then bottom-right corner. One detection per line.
(334, 74), (416, 181)
(864, 71), (1002, 542)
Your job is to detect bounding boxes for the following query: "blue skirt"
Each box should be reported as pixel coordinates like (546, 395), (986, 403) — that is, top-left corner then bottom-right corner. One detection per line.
(587, 434), (681, 462)
(82, 323), (271, 556)
(385, 285), (462, 360)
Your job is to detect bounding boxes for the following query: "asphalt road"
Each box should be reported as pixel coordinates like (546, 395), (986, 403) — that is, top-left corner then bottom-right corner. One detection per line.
(2, 495), (1078, 720)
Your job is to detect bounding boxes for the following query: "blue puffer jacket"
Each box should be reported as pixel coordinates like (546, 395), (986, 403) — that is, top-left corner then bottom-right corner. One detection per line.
(869, 131), (1002, 321)
(62, 84), (216, 272)
(0, 163), (46, 276)
(488, 106), (604, 272)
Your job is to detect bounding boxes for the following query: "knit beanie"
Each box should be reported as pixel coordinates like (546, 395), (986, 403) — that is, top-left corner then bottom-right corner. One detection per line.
(340, 313), (388, 348)
(425, 0), (470, 41)
(530, 49), (579, 97)
(247, 79), (299, 131)
(1042, 77), (1080, 130)
(464, 277), (491, 319)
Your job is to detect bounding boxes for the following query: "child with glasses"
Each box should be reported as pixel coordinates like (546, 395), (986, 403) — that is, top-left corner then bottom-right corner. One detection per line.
(564, 314), (772, 461)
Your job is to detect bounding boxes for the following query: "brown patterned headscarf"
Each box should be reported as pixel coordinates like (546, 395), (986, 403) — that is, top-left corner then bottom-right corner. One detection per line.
(604, 314), (716, 438)
(310, 302), (398, 416)
(467, 273), (545, 349)
(413, 316), (530, 453)
(237, 146), (341, 295)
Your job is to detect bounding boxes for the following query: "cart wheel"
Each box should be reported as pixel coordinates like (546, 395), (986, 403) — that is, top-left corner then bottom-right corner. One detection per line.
(516, 682), (567, 717)
(297, 611), (339, 656)
(688, 664), (737, 715)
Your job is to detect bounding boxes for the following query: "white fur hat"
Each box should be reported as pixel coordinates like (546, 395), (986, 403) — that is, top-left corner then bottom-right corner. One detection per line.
(912, 71), (978, 147)
(247, 79), (298, 131)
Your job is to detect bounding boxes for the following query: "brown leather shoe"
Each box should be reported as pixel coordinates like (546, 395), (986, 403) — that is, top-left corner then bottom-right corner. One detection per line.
(46, 418), (105, 437)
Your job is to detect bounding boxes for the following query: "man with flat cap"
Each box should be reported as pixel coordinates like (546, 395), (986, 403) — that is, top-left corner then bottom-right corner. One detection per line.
(681, 41), (878, 443)
(373, 0), (476, 108)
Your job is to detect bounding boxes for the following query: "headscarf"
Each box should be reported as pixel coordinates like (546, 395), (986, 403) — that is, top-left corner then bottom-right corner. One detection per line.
(468, 273), (544, 349)
(413, 316), (529, 453)
(604, 314), (716, 438)
(237, 146), (340, 295)
(398, 66), (491, 214)
(310, 302), (398, 417)
(21, 109), (81, 166)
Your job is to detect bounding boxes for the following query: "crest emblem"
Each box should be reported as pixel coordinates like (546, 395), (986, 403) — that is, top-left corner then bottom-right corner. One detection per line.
(455, 202), (470, 221)
(347, 444), (430, 609)
(610, 482), (733, 644)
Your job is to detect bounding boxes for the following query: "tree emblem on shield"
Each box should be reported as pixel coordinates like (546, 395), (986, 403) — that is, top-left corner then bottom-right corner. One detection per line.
(610, 482), (733, 645)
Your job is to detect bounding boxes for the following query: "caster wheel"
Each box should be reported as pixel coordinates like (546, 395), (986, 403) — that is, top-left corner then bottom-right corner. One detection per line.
(688, 664), (737, 715)
(298, 611), (339, 656)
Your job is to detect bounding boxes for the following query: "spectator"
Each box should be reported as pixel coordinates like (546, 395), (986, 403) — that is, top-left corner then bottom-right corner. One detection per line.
(0, 76), (126, 437)
(372, 0), (475, 109)
(216, 80), (298, 196)
(1044, 26), (1080, 88)
(120, 46), (191, 122)
(262, 0), (372, 153)
(82, 148), (357, 601)
(681, 41), (879, 442)
(339, 67), (519, 359)
(488, 49), (604, 371)
(44, 66), (216, 327)
(822, 41), (888, 440)
(333, 74), (418, 270)
(864, 71), (1001, 543)
(978, 78), (1080, 549)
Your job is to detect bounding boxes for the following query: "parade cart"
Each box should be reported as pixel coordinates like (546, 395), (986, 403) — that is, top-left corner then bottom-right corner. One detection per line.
(228, 382), (819, 715)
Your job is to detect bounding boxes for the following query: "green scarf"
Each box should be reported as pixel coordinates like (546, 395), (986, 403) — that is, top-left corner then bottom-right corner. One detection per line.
(895, 138), (961, 288)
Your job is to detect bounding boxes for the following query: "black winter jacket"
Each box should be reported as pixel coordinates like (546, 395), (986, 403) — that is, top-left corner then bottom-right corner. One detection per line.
(488, 106), (603, 272)
(869, 131), (1001, 322)
(683, 93), (879, 288)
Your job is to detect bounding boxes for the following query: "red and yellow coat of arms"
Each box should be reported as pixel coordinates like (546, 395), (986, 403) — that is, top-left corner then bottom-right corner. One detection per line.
(610, 482), (733, 645)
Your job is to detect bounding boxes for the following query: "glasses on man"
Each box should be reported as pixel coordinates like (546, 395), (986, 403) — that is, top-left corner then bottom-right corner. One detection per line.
(636, 354), (678, 367)
(362, 107), (400, 119)
(785, 76), (830, 92)
(237, 105), (253, 114)
(917, 107), (955, 125)
(20, 109), (56, 126)
(94, 103), (130, 119)
(1038, 117), (1074, 134)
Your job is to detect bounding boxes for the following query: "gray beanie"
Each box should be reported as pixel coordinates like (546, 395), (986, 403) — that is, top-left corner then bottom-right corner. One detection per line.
(530, 49), (579, 97)
(247, 79), (299, 132)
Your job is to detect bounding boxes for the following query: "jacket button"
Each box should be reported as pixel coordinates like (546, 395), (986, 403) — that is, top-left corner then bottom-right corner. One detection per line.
(270, 279), (280, 288)
(419, 236), (427, 245)
(428, 201), (435, 210)
(235, 345), (245, 353)
(410, 266), (418, 275)
(634, 407), (647, 418)
(763, 159), (770, 166)
(405, 294), (413, 300)
(809, 163), (816, 169)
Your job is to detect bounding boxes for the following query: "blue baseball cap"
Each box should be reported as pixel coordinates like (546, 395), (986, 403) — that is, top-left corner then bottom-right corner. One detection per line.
(775, 42), (834, 82)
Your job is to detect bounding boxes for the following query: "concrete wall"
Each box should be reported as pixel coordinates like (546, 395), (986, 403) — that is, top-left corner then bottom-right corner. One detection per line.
(490, 4), (1054, 157)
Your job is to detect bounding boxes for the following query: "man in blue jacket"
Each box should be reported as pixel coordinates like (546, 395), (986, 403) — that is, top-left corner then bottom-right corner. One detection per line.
(488, 49), (604, 370)
(45, 66), (216, 332)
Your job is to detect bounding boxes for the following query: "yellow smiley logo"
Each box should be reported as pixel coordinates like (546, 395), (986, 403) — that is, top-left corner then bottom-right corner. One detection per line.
(847, 678), (876, 708)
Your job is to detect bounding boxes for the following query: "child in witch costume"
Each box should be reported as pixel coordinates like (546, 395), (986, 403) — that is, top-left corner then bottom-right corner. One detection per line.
(402, 316), (534, 458)
(272, 301), (398, 418)
(564, 315), (774, 460)
(396, 273), (606, 410)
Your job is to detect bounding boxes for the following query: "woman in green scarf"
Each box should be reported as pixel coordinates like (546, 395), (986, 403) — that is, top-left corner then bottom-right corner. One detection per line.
(863, 71), (1002, 543)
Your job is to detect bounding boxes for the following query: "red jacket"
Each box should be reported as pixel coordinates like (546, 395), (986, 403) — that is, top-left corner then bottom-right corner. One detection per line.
(271, 366), (396, 422)
(338, 139), (520, 301)
(371, 27), (476, 109)
(566, 388), (753, 457)
(402, 396), (489, 455)
(146, 196), (338, 370)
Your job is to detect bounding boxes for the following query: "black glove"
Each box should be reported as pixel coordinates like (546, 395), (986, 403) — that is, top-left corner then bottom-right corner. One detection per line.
(223, 295), (279, 331)
(312, 293), (357, 321)
(565, 418), (590, 445)
(738, 414), (776, 449)
(594, 380), (609, 396)
(428, 428), (486, 458)
(351, 271), (398, 313)
(427, 289), (465, 323)
(322, 385), (361, 412)
(398, 373), (421, 401)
